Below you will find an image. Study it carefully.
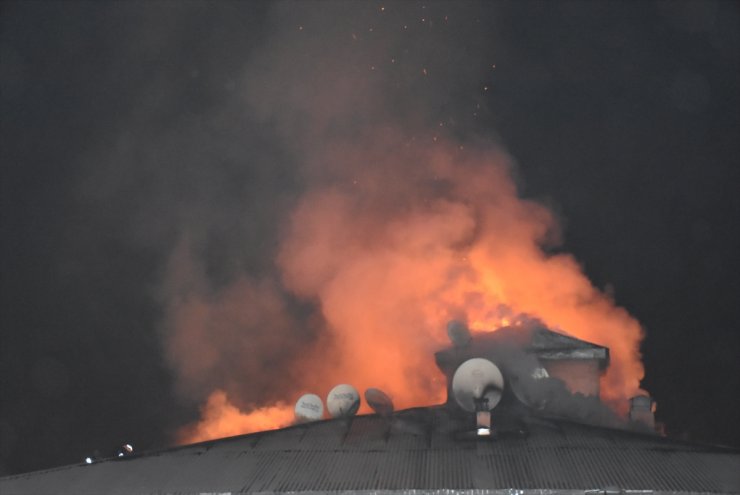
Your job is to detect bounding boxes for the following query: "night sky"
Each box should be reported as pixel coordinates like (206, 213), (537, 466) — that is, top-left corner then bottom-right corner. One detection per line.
(1, 1), (739, 475)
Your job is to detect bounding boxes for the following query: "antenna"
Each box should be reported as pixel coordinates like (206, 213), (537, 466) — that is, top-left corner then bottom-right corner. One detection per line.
(294, 393), (324, 422)
(326, 384), (360, 418)
(364, 388), (394, 417)
(451, 358), (505, 413)
(447, 320), (471, 347)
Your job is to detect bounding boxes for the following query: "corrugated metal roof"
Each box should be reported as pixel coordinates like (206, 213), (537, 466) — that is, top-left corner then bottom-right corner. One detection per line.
(2, 406), (739, 494)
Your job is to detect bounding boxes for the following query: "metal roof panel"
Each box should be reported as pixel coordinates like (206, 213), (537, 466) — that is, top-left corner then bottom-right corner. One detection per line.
(2, 406), (739, 494)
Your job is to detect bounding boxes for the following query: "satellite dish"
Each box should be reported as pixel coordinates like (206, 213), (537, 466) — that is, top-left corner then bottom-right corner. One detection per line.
(447, 320), (471, 347)
(326, 384), (360, 418)
(452, 358), (505, 412)
(294, 393), (324, 422)
(364, 388), (394, 417)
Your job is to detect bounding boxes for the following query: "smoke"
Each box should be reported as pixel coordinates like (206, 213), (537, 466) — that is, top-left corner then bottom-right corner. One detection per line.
(160, 239), (319, 406)
(178, 390), (294, 444)
(123, 2), (647, 441)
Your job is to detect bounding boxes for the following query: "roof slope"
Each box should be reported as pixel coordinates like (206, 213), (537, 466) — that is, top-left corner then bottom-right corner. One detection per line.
(2, 406), (738, 494)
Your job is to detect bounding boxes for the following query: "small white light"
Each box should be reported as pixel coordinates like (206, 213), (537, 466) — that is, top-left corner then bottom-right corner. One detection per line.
(477, 428), (491, 436)
(85, 457), (93, 464)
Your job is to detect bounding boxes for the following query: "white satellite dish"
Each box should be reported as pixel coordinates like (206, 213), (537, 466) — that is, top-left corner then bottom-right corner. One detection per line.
(364, 388), (394, 417)
(451, 358), (505, 412)
(294, 393), (324, 422)
(447, 320), (471, 347)
(326, 384), (360, 418)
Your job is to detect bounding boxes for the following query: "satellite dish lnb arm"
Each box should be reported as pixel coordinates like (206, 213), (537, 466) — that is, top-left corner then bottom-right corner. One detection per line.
(473, 396), (489, 412)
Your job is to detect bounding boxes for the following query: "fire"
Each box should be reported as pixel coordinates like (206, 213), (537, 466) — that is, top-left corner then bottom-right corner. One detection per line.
(179, 390), (294, 444)
(169, 134), (645, 443)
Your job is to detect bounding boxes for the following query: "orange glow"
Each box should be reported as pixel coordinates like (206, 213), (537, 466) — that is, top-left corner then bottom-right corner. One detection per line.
(169, 135), (645, 442)
(179, 390), (294, 444)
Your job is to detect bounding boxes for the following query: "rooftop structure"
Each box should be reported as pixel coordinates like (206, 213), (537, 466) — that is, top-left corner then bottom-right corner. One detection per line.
(436, 323), (610, 399)
(3, 324), (738, 494)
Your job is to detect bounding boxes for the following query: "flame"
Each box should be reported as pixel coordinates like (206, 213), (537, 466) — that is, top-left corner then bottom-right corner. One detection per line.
(179, 390), (294, 444)
(170, 135), (645, 443)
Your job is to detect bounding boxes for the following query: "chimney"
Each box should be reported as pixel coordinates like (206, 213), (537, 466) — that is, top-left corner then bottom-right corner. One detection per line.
(629, 394), (655, 430)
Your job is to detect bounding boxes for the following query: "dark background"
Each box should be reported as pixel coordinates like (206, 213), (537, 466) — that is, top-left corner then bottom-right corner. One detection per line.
(1, 1), (738, 475)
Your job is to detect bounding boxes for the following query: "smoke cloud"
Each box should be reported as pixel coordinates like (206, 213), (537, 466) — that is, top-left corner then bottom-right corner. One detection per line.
(75, 2), (644, 441)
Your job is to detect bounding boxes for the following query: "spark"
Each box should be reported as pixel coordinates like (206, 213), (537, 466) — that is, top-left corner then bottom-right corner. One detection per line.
(422, 68), (428, 76)
(380, 6), (385, 11)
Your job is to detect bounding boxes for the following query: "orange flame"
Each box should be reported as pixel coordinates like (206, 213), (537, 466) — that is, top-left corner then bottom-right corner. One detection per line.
(173, 136), (645, 443)
(179, 390), (294, 443)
